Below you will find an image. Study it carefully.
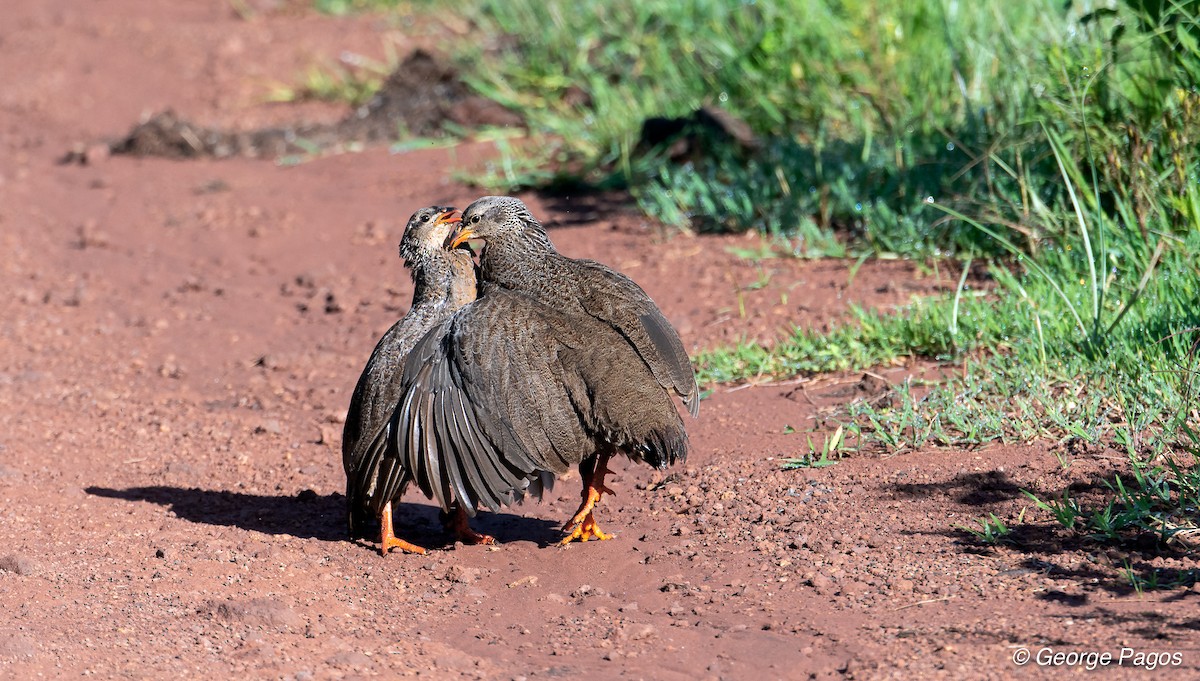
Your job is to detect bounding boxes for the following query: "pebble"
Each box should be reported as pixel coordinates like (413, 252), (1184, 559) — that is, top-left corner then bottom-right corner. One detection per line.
(0, 554), (38, 576)
(207, 597), (301, 630)
(442, 564), (480, 583)
(0, 634), (35, 658)
(434, 649), (477, 671)
(317, 426), (339, 446)
(325, 650), (371, 668)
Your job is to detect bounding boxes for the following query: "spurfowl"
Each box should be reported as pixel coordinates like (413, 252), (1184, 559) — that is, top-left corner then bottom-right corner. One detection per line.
(342, 206), (493, 555)
(393, 196), (699, 544)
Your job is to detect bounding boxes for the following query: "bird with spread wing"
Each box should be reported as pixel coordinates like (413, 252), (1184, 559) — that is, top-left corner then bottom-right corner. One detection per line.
(391, 196), (700, 545)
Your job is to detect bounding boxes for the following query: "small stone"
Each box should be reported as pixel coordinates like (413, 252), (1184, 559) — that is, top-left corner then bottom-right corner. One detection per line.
(207, 597), (301, 630)
(158, 356), (184, 379)
(443, 565), (480, 584)
(317, 425), (340, 446)
(630, 624), (656, 641)
(0, 554), (38, 576)
(85, 143), (111, 165)
(0, 634), (35, 658)
(434, 649), (477, 671)
(255, 420), (282, 435)
(325, 650), (371, 668)
(808, 574), (833, 591)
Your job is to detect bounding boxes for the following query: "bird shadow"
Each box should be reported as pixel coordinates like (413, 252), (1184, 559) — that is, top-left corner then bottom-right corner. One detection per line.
(84, 485), (564, 551)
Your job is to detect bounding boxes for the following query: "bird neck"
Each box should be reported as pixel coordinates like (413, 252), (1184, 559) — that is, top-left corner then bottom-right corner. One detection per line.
(409, 250), (474, 310)
(480, 229), (558, 286)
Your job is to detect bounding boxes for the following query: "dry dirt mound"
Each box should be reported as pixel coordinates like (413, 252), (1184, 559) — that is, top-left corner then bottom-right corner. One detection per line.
(63, 50), (521, 163)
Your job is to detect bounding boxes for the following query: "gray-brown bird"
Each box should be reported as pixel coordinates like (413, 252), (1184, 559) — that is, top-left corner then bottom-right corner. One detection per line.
(343, 206), (491, 555)
(393, 196), (699, 544)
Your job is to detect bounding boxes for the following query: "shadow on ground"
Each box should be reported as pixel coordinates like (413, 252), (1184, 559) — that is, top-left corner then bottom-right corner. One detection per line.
(891, 468), (1200, 599)
(84, 485), (562, 549)
(934, 519), (1200, 598)
(890, 470), (1028, 506)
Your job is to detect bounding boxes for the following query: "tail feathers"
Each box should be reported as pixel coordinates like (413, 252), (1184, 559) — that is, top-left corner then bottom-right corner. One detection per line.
(636, 426), (689, 470)
(522, 470), (557, 502)
(345, 480), (376, 540)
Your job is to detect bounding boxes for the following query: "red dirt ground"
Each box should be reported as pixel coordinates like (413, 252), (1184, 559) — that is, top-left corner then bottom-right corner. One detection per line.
(2, 2), (1198, 679)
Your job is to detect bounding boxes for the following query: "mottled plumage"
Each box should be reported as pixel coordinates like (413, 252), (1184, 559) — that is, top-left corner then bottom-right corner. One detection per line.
(392, 196), (699, 541)
(342, 206), (476, 549)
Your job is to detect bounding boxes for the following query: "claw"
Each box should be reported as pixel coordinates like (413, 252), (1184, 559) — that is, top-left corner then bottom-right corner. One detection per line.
(380, 501), (427, 556)
(560, 450), (616, 545)
(444, 504), (496, 546)
(560, 511), (613, 544)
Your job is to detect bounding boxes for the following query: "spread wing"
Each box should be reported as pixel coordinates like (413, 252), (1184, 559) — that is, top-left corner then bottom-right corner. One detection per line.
(389, 290), (592, 515)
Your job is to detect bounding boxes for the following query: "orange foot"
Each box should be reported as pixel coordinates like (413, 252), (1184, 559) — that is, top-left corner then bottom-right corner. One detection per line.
(560, 452), (616, 545)
(446, 504), (496, 546)
(380, 501), (427, 557)
(560, 510), (613, 544)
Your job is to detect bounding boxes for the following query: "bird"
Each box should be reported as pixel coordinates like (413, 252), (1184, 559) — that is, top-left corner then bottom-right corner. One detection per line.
(391, 195), (700, 544)
(342, 205), (494, 556)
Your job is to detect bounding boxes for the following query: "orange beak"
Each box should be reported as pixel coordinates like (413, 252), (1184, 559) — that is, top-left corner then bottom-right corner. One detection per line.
(446, 225), (475, 249)
(434, 210), (462, 226)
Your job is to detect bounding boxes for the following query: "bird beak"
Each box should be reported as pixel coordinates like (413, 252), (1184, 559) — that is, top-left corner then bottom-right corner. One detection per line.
(446, 225), (475, 249)
(434, 210), (462, 226)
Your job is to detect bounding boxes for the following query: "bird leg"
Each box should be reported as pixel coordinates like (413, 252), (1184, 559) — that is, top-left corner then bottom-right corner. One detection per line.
(560, 450), (616, 544)
(379, 501), (427, 556)
(441, 504), (496, 546)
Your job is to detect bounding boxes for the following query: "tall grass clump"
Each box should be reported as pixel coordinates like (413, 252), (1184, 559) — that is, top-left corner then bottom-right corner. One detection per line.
(458, 0), (1079, 254)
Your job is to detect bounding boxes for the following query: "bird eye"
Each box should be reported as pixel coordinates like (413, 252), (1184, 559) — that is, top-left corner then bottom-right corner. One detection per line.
(471, 215), (480, 224)
(420, 214), (430, 222)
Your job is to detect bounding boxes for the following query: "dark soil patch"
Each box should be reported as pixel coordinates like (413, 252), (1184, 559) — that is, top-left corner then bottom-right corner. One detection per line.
(62, 49), (521, 163)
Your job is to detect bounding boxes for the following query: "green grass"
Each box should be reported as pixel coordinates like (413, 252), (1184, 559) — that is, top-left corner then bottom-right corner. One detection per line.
(313, 0), (406, 14)
(782, 425), (847, 469)
(957, 512), (1018, 546)
(454, 0), (1084, 254)
(266, 39), (403, 106)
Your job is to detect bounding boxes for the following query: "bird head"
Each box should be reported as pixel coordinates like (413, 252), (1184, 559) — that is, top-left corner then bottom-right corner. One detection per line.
(399, 206), (463, 263)
(446, 196), (539, 248)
